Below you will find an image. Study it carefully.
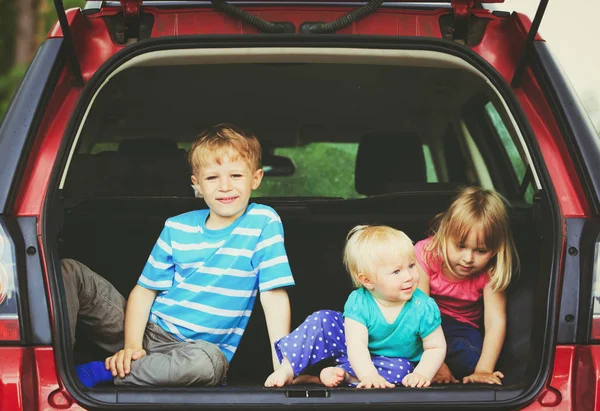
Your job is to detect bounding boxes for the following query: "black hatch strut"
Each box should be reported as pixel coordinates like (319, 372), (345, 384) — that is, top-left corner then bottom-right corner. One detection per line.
(511, 0), (550, 87)
(52, 0), (83, 86)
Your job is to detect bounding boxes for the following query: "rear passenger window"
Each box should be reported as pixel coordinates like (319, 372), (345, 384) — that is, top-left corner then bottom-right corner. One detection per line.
(485, 102), (526, 180)
(484, 102), (535, 203)
(422, 145), (438, 183)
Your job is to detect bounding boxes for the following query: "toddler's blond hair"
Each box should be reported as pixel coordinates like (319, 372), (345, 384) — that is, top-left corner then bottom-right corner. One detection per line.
(343, 225), (415, 288)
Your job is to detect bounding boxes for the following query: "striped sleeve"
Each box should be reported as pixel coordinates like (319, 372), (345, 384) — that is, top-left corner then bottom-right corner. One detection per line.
(138, 222), (175, 290)
(253, 214), (295, 292)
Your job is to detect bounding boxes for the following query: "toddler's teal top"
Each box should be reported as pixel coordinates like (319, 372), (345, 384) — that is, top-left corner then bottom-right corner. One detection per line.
(343, 288), (441, 361)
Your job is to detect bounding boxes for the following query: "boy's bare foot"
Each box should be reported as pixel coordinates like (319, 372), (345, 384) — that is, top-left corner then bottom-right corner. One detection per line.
(319, 367), (347, 387)
(264, 359), (294, 387)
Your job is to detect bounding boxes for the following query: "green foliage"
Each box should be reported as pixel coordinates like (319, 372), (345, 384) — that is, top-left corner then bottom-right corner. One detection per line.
(41, 0), (87, 37)
(0, 65), (27, 122)
(254, 143), (362, 198)
(0, 0), (17, 74)
(0, 0), (86, 122)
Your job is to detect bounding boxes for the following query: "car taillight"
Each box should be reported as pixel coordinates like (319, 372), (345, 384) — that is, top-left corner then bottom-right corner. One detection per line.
(0, 220), (20, 341)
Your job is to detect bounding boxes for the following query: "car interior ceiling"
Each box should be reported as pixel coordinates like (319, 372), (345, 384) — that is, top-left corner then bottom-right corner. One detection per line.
(54, 62), (552, 391)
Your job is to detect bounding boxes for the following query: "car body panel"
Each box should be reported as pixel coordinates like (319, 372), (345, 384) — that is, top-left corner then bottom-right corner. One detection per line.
(1, 346), (595, 409)
(0, 347), (81, 411)
(526, 345), (599, 411)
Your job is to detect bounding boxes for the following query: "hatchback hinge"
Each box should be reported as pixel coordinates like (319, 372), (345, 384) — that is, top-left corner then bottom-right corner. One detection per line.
(450, 0), (474, 44)
(117, 0), (143, 43)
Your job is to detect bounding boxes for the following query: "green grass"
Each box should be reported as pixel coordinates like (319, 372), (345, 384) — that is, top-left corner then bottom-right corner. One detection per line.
(254, 143), (362, 198)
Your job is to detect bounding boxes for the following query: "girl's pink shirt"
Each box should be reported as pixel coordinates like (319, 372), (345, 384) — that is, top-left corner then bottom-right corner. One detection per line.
(414, 238), (489, 329)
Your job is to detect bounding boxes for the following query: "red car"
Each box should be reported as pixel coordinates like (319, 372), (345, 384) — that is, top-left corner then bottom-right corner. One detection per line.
(1, 0), (599, 409)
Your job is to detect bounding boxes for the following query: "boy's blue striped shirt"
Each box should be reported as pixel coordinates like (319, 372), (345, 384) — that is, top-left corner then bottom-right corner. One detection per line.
(137, 203), (295, 361)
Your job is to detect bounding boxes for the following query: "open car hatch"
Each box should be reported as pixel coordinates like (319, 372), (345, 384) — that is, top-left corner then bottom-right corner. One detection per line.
(53, 0), (554, 89)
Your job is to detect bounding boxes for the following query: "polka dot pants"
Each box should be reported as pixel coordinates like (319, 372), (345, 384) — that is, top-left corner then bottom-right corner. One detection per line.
(274, 310), (414, 385)
(335, 354), (414, 385)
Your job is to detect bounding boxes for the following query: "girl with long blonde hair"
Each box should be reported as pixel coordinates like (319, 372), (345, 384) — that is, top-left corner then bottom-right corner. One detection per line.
(416, 186), (518, 385)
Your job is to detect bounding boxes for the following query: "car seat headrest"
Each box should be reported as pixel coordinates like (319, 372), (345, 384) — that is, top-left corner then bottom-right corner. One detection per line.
(355, 132), (426, 196)
(118, 138), (179, 155)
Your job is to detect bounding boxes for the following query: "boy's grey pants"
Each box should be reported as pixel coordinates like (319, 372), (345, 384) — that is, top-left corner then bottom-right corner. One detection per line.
(60, 258), (228, 386)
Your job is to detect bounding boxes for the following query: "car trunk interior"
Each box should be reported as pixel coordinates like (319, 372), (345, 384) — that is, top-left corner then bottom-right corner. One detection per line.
(49, 48), (556, 405)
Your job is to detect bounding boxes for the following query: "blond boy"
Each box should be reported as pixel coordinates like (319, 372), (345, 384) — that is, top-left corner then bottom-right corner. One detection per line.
(66, 124), (295, 387)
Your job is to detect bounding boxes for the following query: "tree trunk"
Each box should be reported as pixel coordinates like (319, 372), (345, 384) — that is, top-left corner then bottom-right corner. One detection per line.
(14, 0), (40, 66)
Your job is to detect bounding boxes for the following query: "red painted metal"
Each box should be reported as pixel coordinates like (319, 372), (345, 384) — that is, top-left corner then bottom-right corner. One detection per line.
(590, 346), (600, 410)
(519, 345), (598, 411)
(8, 345), (593, 410)
(120, 0), (143, 39)
(0, 348), (24, 411)
(451, 0), (473, 20)
(0, 317), (20, 340)
(593, 318), (600, 339)
(1, 347), (83, 411)
(35, 347), (82, 410)
(120, 0), (142, 21)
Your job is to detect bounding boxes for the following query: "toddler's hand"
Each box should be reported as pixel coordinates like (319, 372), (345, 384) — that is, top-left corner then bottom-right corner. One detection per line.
(432, 362), (459, 384)
(356, 374), (395, 389)
(401, 371), (431, 388)
(462, 370), (504, 385)
(105, 347), (147, 379)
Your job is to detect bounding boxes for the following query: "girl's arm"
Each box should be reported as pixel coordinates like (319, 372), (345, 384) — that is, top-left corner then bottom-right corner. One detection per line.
(345, 318), (394, 388)
(403, 325), (446, 387)
(463, 285), (506, 385)
(261, 288), (292, 371)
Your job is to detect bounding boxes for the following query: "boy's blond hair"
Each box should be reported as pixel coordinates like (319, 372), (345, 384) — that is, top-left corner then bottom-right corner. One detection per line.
(188, 124), (262, 175)
(343, 225), (415, 288)
(426, 186), (519, 292)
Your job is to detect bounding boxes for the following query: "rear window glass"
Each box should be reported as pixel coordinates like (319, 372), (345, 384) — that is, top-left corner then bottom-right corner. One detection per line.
(254, 142), (440, 198)
(254, 143), (361, 198)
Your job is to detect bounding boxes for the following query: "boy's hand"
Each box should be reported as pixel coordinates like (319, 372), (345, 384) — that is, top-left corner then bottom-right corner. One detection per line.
(402, 372), (431, 388)
(356, 374), (395, 389)
(462, 370), (504, 385)
(105, 347), (147, 379)
(432, 362), (459, 384)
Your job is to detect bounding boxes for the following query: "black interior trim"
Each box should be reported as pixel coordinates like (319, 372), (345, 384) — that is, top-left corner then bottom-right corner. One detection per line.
(574, 218), (600, 343)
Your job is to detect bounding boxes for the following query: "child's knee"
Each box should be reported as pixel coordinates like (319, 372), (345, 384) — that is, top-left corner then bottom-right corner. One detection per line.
(183, 343), (228, 386)
(60, 258), (94, 286)
(310, 310), (330, 319)
(309, 310), (343, 329)
(60, 258), (80, 279)
(60, 258), (86, 295)
(446, 338), (481, 377)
